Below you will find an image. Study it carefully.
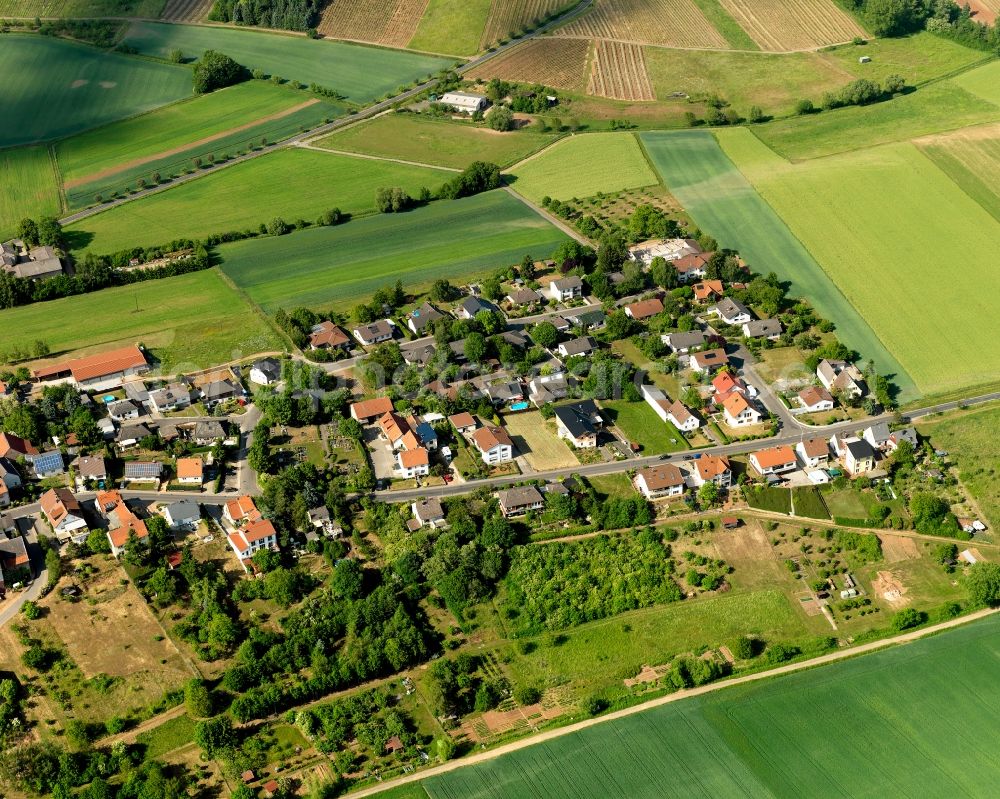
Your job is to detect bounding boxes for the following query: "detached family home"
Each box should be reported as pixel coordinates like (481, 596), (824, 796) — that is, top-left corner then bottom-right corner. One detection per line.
(624, 298), (664, 321)
(742, 319), (782, 340)
(796, 437), (831, 468)
(689, 348), (728, 374)
(641, 384), (699, 432)
(557, 336), (596, 359)
(309, 321), (351, 351)
(798, 385), (835, 413)
(691, 454), (731, 488)
(661, 330), (706, 354)
(548, 276), (583, 302)
(250, 358), (282, 386)
(228, 518), (279, 569)
(496, 486), (544, 518)
(407, 303), (444, 335)
(40, 488), (88, 544)
(353, 319), (395, 347)
(554, 400), (603, 449)
(471, 425), (514, 465)
(673, 252), (711, 282)
(350, 397), (394, 423)
(709, 297), (752, 326)
(149, 384), (192, 413)
(634, 464), (685, 500)
(722, 392), (761, 427)
(817, 359), (866, 399)
(411, 498), (446, 528)
(750, 446), (797, 476)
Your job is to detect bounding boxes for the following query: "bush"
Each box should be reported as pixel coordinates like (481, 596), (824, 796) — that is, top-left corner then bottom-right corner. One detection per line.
(584, 695), (607, 715)
(169, 48), (183, 63)
(514, 685), (541, 705)
(21, 601), (41, 620)
(891, 607), (927, 631)
(488, 105), (515, 131)
(795, 98), (814, 115)
(192, 50), (248, 94)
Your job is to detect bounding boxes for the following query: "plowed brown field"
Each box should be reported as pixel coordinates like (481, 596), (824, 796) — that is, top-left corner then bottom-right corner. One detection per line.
(481, 0), (569, 46)
(318, 0), (430, 48)
(466, 36), (589, 90)
(717, 0), (867, 50)
(587, 39), (654, 100)
(554, 0), (729, 49)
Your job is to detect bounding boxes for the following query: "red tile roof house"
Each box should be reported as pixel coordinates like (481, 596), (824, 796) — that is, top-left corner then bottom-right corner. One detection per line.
(98, 490), (150, 557)
(749, 445), (798, 476)
(689, 348), (728, 374)
(308, 321), (351, 350)
(471, 425), (514, 465)
(624, 297), (664, 320)
(396, 446), (430, 479)
(224, 495), (261, 526)
(175, 456), (203, 485)
(722, 392), (762, 428)
(797, 385), (835, 413)
(32, 344), (149, 391)
(0, 432), (38, 460)
(40, 487), (89, 544)
(350, 397), (394, 423)
(228, 518), (278, 571)
(691, 454), (731, 488)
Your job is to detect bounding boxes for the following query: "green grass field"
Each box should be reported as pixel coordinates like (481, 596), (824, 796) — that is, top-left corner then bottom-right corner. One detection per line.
(315, 112), (558, 169)
(718, 128), (1000, 395)
(950, 59), (1000, 105)
(601, 400), (689, 454)
(122, 22), (454, 103)
(918, 123), (1000, 224)
(423, 614), (1000, 798)
(57, 80), (343, 209)
(219, 190), (568, 310)
(645, 48), (851, 118)
(754, 80), (1000, 161)
(0, 35), (191, 148)
(917, 405), (1000, 530)
(0, 146), (61, 238)
(689, 0), (759, 49)
(135, 713), (197, 759)
(407, 0), (491, 55)
(510, 132), (659, 202)
(67, 149), (449, 254)
(0, 269), (283, 372)
(639, 129), (915, 399)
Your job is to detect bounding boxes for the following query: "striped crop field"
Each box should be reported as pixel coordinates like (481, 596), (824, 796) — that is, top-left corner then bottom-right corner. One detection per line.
(0, 0), (162, 16)
(480, 0), (569, 46)
(317, 0), (430, 48)
(917, 122), (1000, 224)
(465, 37), (589, 90)
(639, 129), (916, 399)
(159, 0), (212, 22)
(715, 127), (1000, 396)
(219, 190), (569, 311)
(718, 0), (867, 50)
(587, 39), (654, 101)
(0, 147), (62, 238)
(555, 0), (730, 49)
(422, 614), (1000, 798)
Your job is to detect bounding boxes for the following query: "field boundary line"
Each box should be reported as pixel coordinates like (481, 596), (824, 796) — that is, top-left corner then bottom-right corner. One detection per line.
(500, 185), (593, 246)
(66, 98), (323, 189)
(501, 130), (578, 172)
(348, 607), (1000, 797)
(211, 268), (301, 356)
(553, 31), (863, 55)
(295, 143), (461, 172)
(46, 143), (68, 215)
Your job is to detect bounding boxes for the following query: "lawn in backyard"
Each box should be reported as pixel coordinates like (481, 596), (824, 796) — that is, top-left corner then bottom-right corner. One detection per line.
(639, 129), (915, 399)
(315, 112), (558, 169)
(917, 405), (1000, 530)
(0, 34), (191, 147)
(500, 410), (578, 471)
(754, 80), (1000, 161)
(821, 487), (869, 518)
(0, 269), (284, 373)
(0, 146), (61, 238)
(718, 127), (1000, 396)
(66, 149), (450, 254)
(406, 0), (492, 55)
(425, 614), (1000, 798)
(601, 399), (689, 454)
(509, 132), (659, 202)
(121, 21), (454, 103)
(58, 80), (343, 209)
(219, 190), (568, 311)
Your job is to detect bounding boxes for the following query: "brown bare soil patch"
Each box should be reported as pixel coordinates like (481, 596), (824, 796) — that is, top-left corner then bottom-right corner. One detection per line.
(880, 534), (920, 564)
(555, 0), (729, 49)
(796, 592), (824, 616)
(624, 663), (668, 687)
(967, 0), (999, 23)
(481, 0), (567, 47)
(587, 39), (654, 101)
(318, 0), (429, 48)
(458, 686), (572, 742)
(717, 0), (867, 51)
(65, 99), (320, 190)
(466, 37), (589, 90)
(872, 570), (909, 607)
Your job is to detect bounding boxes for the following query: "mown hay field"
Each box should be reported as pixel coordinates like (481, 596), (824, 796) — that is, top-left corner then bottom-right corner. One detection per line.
(918, 122), (1000, 224)
(0, 35), (190, 147)
(121, 21), (453, 102)
(0, 269), (283, 372)
(66, 149), (450, 254)
(951, 57), (1000, 105)
(717, 127), (1000, 396)
(317, 0), (429, 48)
(639, 129), (915, 399)
(480, 0), (569, 46)
(407, 0), (492, 55)
(58, 80), (342, 209)
(465, 37), (589, 90)
(717, 0), (866, 51)
(0, 146), (62, 238)
(587, 39), (654, 100)
(509, 132), (658, 201)
(425, 614), (1000, 798)
(315, 112), (557, 169)
(555, 0), (730, 48)
(219, 191), (568, 311)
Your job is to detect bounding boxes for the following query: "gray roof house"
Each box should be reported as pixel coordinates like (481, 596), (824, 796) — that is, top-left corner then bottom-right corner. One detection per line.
(407, 302), (444, 335)
(456, 296), (496, 319)
(742, 319), (783, 339)
(193, 420), (226, 444)
(710, 297), (753, 325)
(661, 330), (707, 353)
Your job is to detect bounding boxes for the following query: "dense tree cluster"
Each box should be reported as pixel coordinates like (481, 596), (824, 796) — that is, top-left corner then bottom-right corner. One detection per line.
(296, 688), (410, 758)
(192, 50), (249, 94)
(909, 492), (961, 538)
(425, 653), (507, 716)
(438, 161), (501, 200)
(209, 0), (319, 30)
(501, 528), (684, 635)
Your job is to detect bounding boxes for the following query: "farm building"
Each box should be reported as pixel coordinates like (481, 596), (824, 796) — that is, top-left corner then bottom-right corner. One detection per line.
(0, 239), (64, 280)
(439, 91), (488, 114)
(32, 344), (149, 391)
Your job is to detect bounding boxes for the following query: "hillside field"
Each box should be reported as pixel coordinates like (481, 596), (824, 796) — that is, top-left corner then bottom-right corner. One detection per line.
(0, 35), (191, 148)
(554, 0), (731, 49)
(121, 21), (454, 102)
(66, 149), (450, 254)
(219, 190), (569, 310)
(314, 113), (558, 168)
(715, 0), (866, 51)
(639, 129), (915, 398)
(316, 0), (430, 49)
(0, 269), (283, 372)
(509, 132), (659, 201)
(407, 0), (492, 55)
(718, 128), (1000, 395)
(423, 614), (1000, 798)
(918, 123), (1000, 224)
(0, 147), (61, 238)
(57, 80), (342, 209)
(0, 0), (162, 16)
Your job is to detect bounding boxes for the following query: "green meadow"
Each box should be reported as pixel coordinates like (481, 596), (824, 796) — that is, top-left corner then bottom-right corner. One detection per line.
(0, 35), (191, 147)
(423, 615), (1000, 798)
(407, 0), (492, 56)
(509, 132), (659, 202)
(219, 190), (569, 310)
(718, 127), (1000, 395)
(638, 129), (915, 399)
(0, 147), (61, 238)
(0, 269), (283, 372)
(67, 149), (450, 254)
(121, 22), (455, 103)
(918, 123), (1000, 224)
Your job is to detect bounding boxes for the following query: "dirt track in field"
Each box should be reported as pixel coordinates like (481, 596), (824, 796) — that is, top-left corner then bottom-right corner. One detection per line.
(65, 98), (321, 189)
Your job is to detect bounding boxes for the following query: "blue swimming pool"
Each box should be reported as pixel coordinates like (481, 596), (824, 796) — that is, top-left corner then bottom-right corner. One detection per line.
(102, 394), (116, 403)
(510, 401), (530, 411)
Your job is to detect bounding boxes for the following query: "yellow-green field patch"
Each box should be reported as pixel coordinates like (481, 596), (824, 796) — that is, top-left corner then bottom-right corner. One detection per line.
(0, 146), (61, 238)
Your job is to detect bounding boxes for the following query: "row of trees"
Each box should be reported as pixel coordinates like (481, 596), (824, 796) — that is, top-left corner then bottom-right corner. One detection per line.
(208, 0), (319, 31)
